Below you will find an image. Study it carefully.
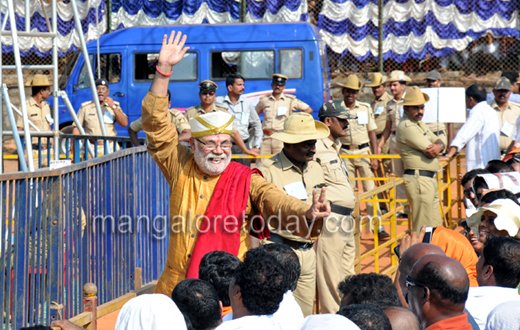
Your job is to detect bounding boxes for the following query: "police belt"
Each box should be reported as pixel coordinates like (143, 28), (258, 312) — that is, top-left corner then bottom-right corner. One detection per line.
(391, 131), (396, 135)
(233, 138), (248, 145)
(432, 130), (445, 136)
(330, 203), (353, 217)
(376, 133), (383, 140)
(404, 169), (436, 178)
(267, 233), (314, 250)
(341, 142), (370, 150)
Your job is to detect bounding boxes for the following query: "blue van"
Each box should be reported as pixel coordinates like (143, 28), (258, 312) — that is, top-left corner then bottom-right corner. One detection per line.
(54, 22), (331, 136)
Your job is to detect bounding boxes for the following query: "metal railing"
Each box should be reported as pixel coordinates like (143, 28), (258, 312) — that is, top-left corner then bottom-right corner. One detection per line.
(0, 146), (169, 329)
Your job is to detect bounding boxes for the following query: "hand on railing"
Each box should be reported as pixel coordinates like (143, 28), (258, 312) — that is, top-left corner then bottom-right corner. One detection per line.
(370, 158), (379, 172)
(51, 320), (83, 330)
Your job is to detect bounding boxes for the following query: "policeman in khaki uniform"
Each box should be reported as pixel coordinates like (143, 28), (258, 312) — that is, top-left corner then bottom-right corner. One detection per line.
(256, 74), (313, 155)
(16, 75), (54, 146)
(315, 100), (357, 313)
(488, 77), (520, 153)
(337, 75), (386, 237)
(72, 79), (128, 154)
(257, 112), (329, 316)
(378, 70), (411, 217)
(366, 72), (393, 176)
(128, 90), (191, 146)
(185, 80), (253, 157)
(396, 86), (444, 233)
(425, 70), (454, 149)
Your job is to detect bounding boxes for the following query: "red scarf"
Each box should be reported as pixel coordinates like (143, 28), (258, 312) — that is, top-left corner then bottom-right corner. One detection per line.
(186, 162), (269, 279)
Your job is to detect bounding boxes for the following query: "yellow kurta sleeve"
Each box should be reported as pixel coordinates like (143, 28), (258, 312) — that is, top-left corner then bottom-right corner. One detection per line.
(142, 91), (191, 185)
(249, 173), (322, 240)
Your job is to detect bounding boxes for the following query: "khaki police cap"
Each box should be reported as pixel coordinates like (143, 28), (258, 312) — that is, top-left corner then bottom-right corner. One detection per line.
(494, 77), (511, 91)
(319, 100), (357, 120)
(271, 113), (330, 144)
(386, 70), (412, 83)
(337, 75), (363, 90)
(199, 80), (218, 92)
(426, 70), (442, 81)
(402, 86), (429, 106)
(25, 74), (52, 87)
(365, 72), (386, 87)
(272, 74), (288, 85)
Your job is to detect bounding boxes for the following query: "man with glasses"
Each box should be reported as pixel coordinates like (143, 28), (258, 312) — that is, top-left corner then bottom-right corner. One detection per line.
(185, 80), (255, 159)
(396, 86), (444, 233)
(144, 31), (331, 297)
(72, 78), (129, 154)
(406, 254), (473, 330)
(256, 74), (312, 156)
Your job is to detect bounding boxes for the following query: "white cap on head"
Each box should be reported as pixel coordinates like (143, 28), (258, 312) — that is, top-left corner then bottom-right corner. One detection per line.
(189, 111), (234, 138)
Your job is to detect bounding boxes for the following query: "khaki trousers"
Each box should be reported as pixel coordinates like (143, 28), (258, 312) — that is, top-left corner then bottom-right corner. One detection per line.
(260, 137), (283, 156)
(403, 172), (443, 233)
(341, 147), (381, 217)
(316, 214), (355, 313)
(292, 247), (316, 317)
(389, 135), (407, 212)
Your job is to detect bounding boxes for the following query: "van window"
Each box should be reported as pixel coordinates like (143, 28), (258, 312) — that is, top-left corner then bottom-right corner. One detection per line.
(78, 53), (121, 89)
(211, 50), (274, 80)
(279, 49), (302, 79)
(134, 52), (198, 81)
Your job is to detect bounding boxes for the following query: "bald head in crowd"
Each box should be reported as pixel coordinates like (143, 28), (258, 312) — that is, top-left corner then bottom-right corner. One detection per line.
(407, 255), (469, 330)
(382, 306), (421, 330)
(397, 243), (445, 307)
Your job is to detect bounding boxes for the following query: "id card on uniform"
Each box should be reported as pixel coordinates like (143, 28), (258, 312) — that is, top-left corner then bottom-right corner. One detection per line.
(103, 111), (115, 124)
(277, 106), (288, 116)
(283, 181), (308, 200)
(240, 112), (250, 125)
(501, 121), (515, 137)
(374, 106), (384, 115)
(399, 107), (404, 118)
(45, 113), (54, 124)
(357, 111), (368, 125)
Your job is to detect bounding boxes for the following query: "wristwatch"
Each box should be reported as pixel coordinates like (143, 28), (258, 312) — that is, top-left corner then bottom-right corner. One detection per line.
(112, 104), (117, 109)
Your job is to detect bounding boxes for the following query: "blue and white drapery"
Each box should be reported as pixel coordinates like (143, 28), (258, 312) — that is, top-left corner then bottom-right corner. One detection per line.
(110, 0), (307, 28)
(318, 0), (519, 62)
(1, 0), (518, 64)
(1, 0), (106, 57)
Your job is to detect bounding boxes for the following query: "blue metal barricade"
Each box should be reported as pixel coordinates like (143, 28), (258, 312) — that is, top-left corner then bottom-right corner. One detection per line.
(0, 146), (169, 329)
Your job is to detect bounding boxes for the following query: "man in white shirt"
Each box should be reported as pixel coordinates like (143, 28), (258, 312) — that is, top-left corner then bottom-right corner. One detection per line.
(446, 84), (500, 171)
(465, 237), (520, 330)
(216, 74), (262, 166)
(217, 248), (286, 330)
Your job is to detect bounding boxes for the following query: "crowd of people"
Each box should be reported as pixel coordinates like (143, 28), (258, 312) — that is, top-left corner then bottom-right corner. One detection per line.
(28, 30), (520, 330)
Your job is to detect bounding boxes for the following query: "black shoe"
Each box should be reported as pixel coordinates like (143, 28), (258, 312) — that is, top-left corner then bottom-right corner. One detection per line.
(378, 230), (390, 240)
(396, 212), (408, 219)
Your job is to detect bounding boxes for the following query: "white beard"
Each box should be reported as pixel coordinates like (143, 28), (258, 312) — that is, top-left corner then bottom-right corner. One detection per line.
(193, 144), (231, 176)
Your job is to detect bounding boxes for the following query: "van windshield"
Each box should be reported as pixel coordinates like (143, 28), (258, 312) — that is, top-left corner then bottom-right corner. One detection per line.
(211, 50), (274, 80)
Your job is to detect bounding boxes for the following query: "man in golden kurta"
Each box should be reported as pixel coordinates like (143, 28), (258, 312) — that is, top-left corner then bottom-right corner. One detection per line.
(142, 31), (331, 297)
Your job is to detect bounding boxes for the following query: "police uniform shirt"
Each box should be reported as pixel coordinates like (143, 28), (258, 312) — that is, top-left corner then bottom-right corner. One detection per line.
(339, 100), (377, 146)
(396, 114), (440, 172)
(488, 99), (520, 150)
(16, 97), (54, 144)
(386, 95), (405, 132)
(130, 109), (190, 144)
(372, 92), (393, 135)
(257, 151), (325, 243)
(256, 93), (310, 131)
(16, 96), (53, 131)
(184, 103), (238, 133)
(315, 138), (355, 209)
(74, 100), (126, 137)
